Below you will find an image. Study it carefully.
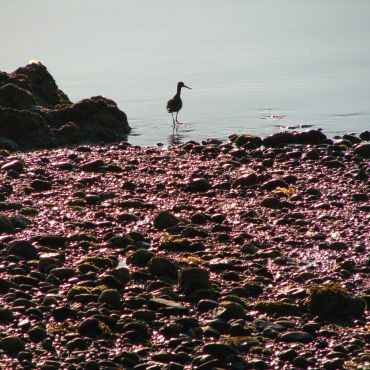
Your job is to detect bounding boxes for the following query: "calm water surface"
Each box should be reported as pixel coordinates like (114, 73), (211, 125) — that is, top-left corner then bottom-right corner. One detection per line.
(1, 1), (369, 146)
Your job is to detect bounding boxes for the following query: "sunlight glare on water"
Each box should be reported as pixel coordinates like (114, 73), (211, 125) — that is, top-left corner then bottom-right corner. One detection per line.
(1, 1), (369, 145)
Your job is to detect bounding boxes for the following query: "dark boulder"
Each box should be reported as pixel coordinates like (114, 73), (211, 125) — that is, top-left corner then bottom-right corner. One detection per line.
(295, 129), (327, 144)
(263, 132), (296, 147)
(0, 107), (54, 150)
(0, 62), (130, 151)
(263, 130), (327, 147)
(353, 143), (370, 158)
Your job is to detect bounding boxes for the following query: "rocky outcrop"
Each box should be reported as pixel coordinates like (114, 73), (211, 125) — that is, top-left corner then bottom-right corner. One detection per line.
(0, 62), (130, 151)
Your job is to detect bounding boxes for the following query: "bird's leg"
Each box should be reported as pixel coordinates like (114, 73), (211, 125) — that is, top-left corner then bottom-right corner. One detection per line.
(175, 112), (179, 124)
(171, 113), (175, 127)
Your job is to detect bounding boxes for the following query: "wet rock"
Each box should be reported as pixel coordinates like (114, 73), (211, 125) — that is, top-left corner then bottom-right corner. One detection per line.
(278, 349), (299, 361)
(0, 63), (130, 150)
(203, 343), (238, 361)
(359, 130), (370, 141)
(81, 159), (106, 172)
(191, 212), (208, 224)
(98, 289), (121, 308)
(216, 301), (245, 320)
(52, 306), (76, 321)
(78, 318), (103, 338)
(35, 234), (68, 248)
(11, 274), (39, 286)
(50, 267), (76, 280)
(296, 130), (327, 144)
(28, 326), (47, 342)
(154, 211), (179, 230)
(241, 243), (258, 255)
(0, 308), (14, 322)
(304, 148), (321, 160)
(148, 297), (187, 312)
(160, 237), (193, 252)
(0, 336), (25, 354)
(305, 283), (366, 319)
(254, 301), (300, 317)
(66, 337), (88, 351)
(84, 360), (100, 370)
(263, 132), (296, 147)
(126, 249), (154, 267)
(0, 277), (16, 293)
(111, 266), (130, 282)
(122, 321), (150, 341)
(231, 134), (262, 148)
(179, 268), (211, 293)
(0, 216), (14, 233)
(133, 309), (156, 322)
(263, 130), (327, 147)
(0, 107), (54, 150)
(261, 196), (283, 209)
(292, 355), (311, 368)
(8, 239), (38, 260)
(186, 177), (211, 192)
(261, 178), (289, 191)
(197, 299), (219, 313)
(232, 173), (260, 188)
(114, 351), (140, 368)
(0, 137), (20, 151)
(327, 241), (348, 251)
(30, 179), (52, 192)
(281, 331), (313, 343)
(117, 212), (138, 222)
(1, 159), (24, 172)
(148, 256), (178, 279)
(353, 143), (370, 158)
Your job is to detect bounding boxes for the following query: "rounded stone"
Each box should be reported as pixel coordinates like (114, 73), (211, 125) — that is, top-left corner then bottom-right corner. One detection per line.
(148, 256), (178, 279)
(0, 336), (25, 354)
(98, 289), (121, 308)
(280, 331), (313, 343)
(153, 211), (179, 230)
(8, 240), (38, 260)
(77, 318), (103, 338)
(178, 267), (211, 293)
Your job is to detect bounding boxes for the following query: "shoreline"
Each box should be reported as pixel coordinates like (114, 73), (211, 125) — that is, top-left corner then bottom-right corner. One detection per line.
(0, 136), (368, 368)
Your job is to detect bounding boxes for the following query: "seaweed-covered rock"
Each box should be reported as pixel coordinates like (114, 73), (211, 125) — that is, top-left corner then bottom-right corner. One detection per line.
(254, 300), (301, 317)
(0, 62), (130, 150)
(305, 283), (366, 319)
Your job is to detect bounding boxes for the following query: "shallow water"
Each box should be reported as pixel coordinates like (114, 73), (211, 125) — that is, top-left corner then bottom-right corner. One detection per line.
(1, 1), (369, 146)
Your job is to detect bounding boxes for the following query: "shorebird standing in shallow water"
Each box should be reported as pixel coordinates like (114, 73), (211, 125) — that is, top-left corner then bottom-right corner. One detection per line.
(166, 81), (191, 126)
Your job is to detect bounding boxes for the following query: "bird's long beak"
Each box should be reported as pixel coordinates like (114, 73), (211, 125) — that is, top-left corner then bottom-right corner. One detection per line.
(184, 85), (192, 89)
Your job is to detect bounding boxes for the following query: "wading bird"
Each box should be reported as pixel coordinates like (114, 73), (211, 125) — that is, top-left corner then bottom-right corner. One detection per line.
(166, 81), (191, 125)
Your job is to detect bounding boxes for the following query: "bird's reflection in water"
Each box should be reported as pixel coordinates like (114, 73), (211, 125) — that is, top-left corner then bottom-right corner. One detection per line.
(167, 129), (184, 146)
(167, 122), (194, 146)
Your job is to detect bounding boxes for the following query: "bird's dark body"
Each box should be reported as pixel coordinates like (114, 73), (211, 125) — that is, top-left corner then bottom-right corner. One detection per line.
(166, 81), (191, 125)
(166, 95), (182, 113)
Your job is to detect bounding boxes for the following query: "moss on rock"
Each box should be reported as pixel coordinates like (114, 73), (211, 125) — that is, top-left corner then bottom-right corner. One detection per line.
(305, 283), (366, 319)
(254, 300), (301, 317)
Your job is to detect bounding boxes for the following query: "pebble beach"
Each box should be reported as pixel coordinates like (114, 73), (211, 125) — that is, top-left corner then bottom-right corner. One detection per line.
(0, 133), (369, 369)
